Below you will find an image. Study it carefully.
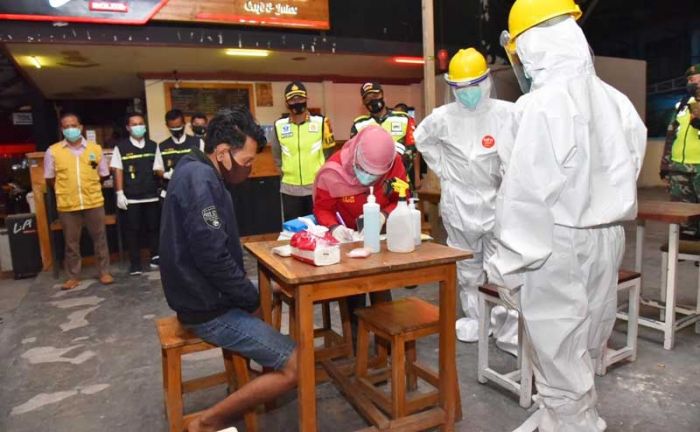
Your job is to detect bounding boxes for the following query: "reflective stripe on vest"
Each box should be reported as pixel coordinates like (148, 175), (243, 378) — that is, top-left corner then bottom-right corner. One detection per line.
(671, 108), (700, 164)
(51, 142), (104, 212)
(275, 116), (326, 186)
(353, 115), (409, 154)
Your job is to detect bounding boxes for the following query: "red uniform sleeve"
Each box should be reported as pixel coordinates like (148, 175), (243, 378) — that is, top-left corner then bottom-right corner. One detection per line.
(313, 187), (340, 228)
(404, 117), (416, 147)
(380, 154), (409, 215)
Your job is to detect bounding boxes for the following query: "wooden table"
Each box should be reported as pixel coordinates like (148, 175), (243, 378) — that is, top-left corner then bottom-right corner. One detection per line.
(245, 240), (471, 432)
(632, 200), (700, 350)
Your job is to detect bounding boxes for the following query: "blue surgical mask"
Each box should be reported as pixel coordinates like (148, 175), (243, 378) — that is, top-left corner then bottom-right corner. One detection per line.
(354, 165), (380, 186)
(454, 86), (482, 110)
(130, 125), (147, 139)
(62, 127), (82, 142)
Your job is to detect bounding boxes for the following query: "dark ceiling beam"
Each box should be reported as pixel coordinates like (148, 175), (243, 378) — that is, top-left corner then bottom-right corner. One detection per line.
(138, 71), (422, 85)
(0, 20), (422, 57)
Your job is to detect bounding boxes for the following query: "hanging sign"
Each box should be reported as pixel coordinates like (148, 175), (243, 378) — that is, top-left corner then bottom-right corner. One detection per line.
(154, 0), (330, 30)
(0, 0), (168, 25)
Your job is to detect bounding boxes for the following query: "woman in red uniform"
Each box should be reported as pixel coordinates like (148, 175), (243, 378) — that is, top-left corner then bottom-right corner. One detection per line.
(313, 125), (408, 333)
(313, 125), (407, 237)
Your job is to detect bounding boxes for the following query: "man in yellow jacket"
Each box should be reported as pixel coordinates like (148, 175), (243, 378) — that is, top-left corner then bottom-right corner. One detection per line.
(271, 81), (336, 220)
(44, 112), (113, 290)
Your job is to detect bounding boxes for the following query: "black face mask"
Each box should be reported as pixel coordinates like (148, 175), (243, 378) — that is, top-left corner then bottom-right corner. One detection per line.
(219, 150), (251, 185)
(288, 102), (307, 115)
(192, 125), (206, 136)
(366, 98), (385, 114)
(687, 83), (699, 97)
(169, 126), (185, 139)
(690, 117), (700, 131)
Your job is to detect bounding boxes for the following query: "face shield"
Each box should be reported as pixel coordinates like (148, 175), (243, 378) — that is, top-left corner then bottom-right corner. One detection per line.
(500, 30), (531, 94)
(500, 15), (573, 94)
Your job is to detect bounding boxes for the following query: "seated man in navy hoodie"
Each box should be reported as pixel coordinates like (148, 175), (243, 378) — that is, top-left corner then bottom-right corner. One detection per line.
(160, 107), (297, 432)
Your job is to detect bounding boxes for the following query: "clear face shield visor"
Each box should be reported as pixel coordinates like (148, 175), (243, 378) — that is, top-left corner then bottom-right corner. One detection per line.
(501, 15), (589, 94)
(500, 30), (531, 94)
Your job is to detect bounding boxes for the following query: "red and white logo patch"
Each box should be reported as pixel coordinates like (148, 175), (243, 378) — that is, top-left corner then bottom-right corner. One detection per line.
(482, 135), (495, 149)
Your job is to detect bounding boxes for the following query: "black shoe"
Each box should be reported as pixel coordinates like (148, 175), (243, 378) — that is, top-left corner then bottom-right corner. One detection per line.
(149, 255), (159, 270)
(129, 265), (143, 276)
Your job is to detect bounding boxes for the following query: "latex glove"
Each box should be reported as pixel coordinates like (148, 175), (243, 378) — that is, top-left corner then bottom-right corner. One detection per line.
(163, 169), (174, 180)
(331, 225), (356, 243)
(116, 190), (128, 210)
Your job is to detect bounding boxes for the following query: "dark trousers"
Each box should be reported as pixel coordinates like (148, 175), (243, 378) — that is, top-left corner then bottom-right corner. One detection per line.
(123, 201), (159, 268)
(281, 193), (313, 221)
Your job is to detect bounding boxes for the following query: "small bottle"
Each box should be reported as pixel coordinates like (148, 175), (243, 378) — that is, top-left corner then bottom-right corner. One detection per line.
(409, 198), (422, 247)
(363, 186), (381, 253)
(387, 178), (415, 253)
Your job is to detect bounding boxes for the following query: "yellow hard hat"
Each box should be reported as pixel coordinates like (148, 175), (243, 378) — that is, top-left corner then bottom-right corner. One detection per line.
(505, 0), (582, 52)
(445, 48), (489, 86)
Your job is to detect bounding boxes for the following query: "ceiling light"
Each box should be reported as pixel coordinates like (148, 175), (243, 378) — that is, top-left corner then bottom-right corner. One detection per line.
(393, 56), (424, 65)
(30, 56), (42, 69)
(225, 49), (270, 57)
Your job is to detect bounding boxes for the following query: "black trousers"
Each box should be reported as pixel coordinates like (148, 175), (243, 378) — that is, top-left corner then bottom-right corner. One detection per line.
(122, 201), (160, 268)
(281, 193), (314, 221)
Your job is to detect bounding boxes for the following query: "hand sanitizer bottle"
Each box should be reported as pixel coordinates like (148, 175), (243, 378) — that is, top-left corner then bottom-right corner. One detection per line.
(363, 186), (381, 253)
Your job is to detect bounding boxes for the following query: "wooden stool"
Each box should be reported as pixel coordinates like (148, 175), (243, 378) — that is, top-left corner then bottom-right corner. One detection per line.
(660, 241), (700, 331)
(353, 297), (458, 420)
(597, 270), (641, 375)
(156, 316), (257, 432)
(271, 291), (354, 368)
(477, 283), (533, 408)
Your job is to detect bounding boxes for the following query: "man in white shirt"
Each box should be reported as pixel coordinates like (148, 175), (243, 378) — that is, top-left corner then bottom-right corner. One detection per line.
(110, 112), (160, 275)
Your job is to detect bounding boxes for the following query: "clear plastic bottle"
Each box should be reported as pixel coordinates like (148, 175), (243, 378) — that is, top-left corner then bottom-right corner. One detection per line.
(387, 179), (415, 253)
(363, 186), (381, 253)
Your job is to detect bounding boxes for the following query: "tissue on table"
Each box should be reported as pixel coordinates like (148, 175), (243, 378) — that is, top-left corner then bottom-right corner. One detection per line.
(290, 225), (340, 267)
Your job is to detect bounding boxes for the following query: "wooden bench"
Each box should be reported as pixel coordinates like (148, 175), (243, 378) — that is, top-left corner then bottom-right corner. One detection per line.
(659, 241), (700, 332)
(353, 297), (461, 422)
(477, 270), (641, 407)
(600, 270), (641, 375)
(156, 316), (257, 432)
(477, 283), (533, 408)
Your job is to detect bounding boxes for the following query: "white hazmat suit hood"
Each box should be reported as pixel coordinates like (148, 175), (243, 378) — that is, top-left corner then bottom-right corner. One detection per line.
(416, 75), (519, 353)
(487, 17), (647, 432)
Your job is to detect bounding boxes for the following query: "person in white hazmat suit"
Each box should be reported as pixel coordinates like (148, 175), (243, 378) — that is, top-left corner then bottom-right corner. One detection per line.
(415, 47), (519, 352)
(486, 0), (647, 430)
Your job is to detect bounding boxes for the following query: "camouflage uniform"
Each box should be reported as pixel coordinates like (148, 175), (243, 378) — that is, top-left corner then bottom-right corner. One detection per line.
(660, 64), (700, 238)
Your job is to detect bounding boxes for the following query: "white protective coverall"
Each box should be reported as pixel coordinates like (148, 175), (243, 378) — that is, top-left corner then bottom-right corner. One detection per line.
(486, 17), (647, 431)
(416, 76), (519, 351)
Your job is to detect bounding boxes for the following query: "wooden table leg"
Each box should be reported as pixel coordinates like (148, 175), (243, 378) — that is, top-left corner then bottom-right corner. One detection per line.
(257, 265), (277, 411)
(258, 266), (273, 324)
(664, 224), (679, 350)
(296, 285), (317, 432)
(439, 264), (458, 431)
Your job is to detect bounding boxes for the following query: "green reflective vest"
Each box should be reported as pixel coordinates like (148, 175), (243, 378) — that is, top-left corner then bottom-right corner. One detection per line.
(275, 115), (326, 186)
(352, 112), (410, 154)
(671, 107), (700, 164)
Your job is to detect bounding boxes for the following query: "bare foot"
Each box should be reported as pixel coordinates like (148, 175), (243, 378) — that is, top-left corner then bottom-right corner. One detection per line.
(187, 416), (220, 432)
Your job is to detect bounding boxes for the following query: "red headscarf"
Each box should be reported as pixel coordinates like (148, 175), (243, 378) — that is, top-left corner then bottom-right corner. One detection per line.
(314, 126), (396, 198)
